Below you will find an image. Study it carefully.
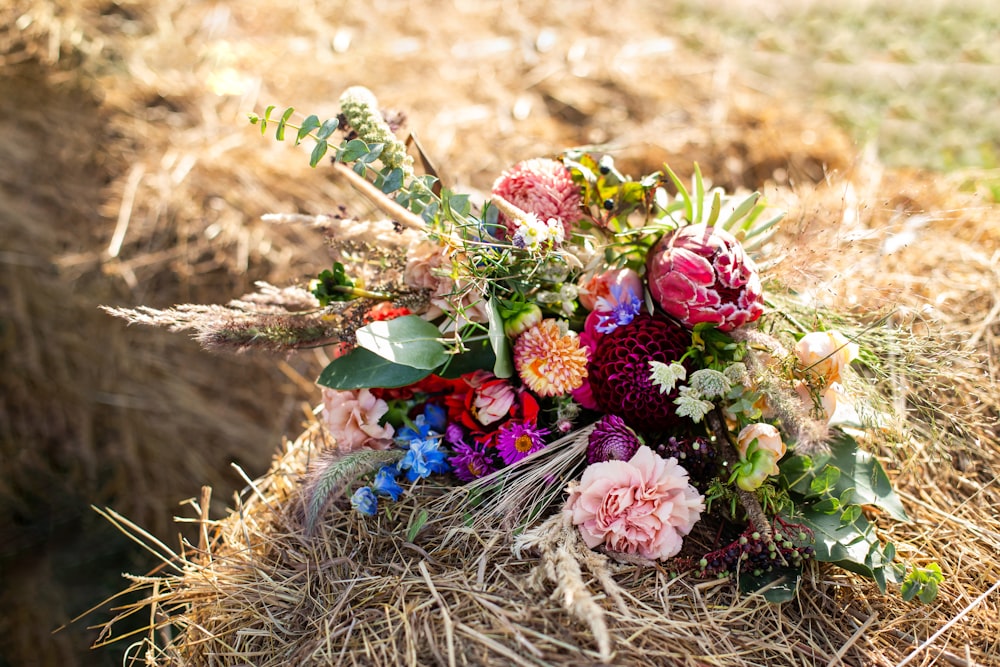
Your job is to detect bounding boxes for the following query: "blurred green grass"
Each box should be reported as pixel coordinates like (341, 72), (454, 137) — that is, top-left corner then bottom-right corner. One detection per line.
(670, 0), (1000, 172)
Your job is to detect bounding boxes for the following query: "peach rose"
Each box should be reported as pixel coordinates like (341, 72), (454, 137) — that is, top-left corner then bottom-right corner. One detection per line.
(736, 423), (786, 476)
(564, 446), (704, 561)
(795, 331), (859, 385)
(321, 388), (395, 452)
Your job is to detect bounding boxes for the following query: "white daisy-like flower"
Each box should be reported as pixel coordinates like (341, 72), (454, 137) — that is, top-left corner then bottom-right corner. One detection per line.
(511, 213), (565, 253)
(689, 368), (732, 400)
(648, 360), (687, 394)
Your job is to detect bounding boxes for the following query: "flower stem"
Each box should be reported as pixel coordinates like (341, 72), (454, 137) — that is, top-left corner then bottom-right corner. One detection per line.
(706, 407), (774, 542)
(331, 162), (426, 231)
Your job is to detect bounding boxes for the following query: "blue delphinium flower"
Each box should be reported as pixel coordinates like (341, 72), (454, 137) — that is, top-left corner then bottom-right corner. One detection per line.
(371, 465), (404, 501)
(400, 437), (450, 482)
(350, 486), (378, 516)
(397, 403), (449, 442)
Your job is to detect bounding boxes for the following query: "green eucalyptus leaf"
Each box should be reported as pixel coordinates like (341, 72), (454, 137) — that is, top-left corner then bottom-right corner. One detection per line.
(381, 167), (404, 194)
(316, 117), (339, 141)
(737, 564), (802, 603)
(275, 107), (295, 141)
(438, 339), (496, 379)
(317, 347), (432, 390)
(309, 140), (328, 167)
(355, 316), (448, 370)
(486, 298), (513, 378)
(297, 114), (321, 144)
(826, 431), (909, 521)
(340, 138), (370, 163)
(797, 504), (891, 592)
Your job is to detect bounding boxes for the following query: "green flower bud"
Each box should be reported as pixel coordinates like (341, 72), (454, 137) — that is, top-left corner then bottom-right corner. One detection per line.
(502, 302), (543, 338)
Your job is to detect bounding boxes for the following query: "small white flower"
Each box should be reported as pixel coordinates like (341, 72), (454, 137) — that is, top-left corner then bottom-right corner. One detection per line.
(674, 393), (716, 423)
(689, 369), (731, 400)
(511, 214), (564, 253)
(648, 360), (687, 394)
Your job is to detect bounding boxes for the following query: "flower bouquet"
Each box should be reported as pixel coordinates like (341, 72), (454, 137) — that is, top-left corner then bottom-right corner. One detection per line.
(104, 86), (947, 662)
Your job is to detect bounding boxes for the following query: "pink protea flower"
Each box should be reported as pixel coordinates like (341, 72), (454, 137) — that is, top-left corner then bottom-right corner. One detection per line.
(491, 158), (583, 238)
(646, 224), (764, 332)
(564, 445), (705, 561)
(587, 415), (642, 464)
(587, 314), (692, 433)
(514, 319), (589, 398)
(321, 388), (395, 452)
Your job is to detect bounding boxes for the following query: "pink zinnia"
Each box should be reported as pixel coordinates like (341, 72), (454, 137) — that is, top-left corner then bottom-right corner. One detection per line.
(491, 158), (583, 238)
(646, 224), (764, 332)
(564, 446), (704, 561)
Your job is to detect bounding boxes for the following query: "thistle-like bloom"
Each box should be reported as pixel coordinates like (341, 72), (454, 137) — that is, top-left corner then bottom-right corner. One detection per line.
(339, 86), (414, 175)
(496, 420), (550, 466)
(673, 387), (716, 423)
(564, 446), (705, 561)
(491, 158), (583, 238)
(514, 319), (589, 397)
(350, 486), (378, 516)
(371, 465), (404, 501)
(587, 415), (642, 464)
(646, 224), (764, 332)
(649, 360), (687, 394)
(688, 368), (732, 400)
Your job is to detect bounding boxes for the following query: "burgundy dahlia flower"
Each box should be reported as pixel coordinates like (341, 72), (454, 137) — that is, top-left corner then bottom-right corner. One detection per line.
(645, 224), (764, 332)
(587, 414), (642, 464)
(587, 314), (693, 433)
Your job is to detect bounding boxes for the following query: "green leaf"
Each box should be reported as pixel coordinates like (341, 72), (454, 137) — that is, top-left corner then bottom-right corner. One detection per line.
(380, 167), (404, 194)
(297, 114), (320, 145)
(738, 564), (802, 603)
(316, 117), (339, 141)
(309, 140), (328, 167)
(797, 504), (892, 592)
(438, 339), (496, 378)
(720, 192), (761, 231)
(826, 431), (909, 521)
(317, 347), (431, 390)
(663, 163), (692, 223)
(486, 298), (513, 378)
(406, 509), (429, 542)
(355, 315), (447, 370)
(275, 106), (295, 141)
(340, 138), (370, 163)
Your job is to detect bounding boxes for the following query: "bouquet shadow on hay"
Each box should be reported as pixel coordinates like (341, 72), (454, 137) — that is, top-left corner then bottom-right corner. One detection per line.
(102, 86), (946, 661)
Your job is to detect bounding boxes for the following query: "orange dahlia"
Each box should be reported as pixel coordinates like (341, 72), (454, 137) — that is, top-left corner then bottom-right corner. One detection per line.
(514, 319), (589, 397)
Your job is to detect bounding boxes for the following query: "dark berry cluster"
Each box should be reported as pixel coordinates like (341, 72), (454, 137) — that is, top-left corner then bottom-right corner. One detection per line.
(653, 435), (718, 491)
(696, 519), (814, 579)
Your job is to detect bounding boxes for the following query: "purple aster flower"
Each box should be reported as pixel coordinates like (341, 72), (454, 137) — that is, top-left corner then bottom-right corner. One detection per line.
(496, 420), (550, 466)
(594, 284), (643, 334)
(448, 437), (499, 482)
(371, 465), (404, 501)
(350, 487), (378, 516)
(587, 414), (643, 464)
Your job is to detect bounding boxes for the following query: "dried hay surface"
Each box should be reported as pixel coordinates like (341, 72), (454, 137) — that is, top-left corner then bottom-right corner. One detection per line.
(2, 0), (998, 666)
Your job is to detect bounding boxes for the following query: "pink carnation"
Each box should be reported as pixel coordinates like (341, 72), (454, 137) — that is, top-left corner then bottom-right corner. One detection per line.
(564, 446), (704, 561)
(491, 158), (582, 238)
(320, 387), (395, 452)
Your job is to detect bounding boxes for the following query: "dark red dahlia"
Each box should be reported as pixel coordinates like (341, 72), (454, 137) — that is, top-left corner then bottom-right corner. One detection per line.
(586, 414), (642, 464)
(587, 314), (692, 433)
